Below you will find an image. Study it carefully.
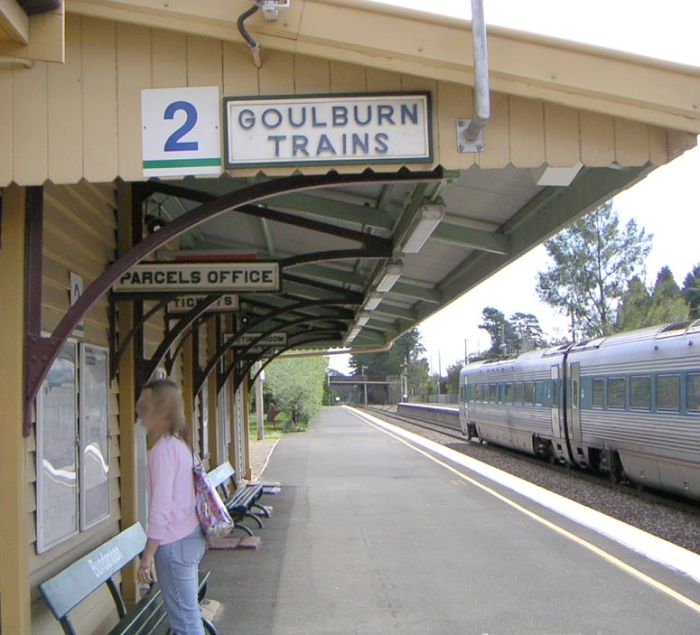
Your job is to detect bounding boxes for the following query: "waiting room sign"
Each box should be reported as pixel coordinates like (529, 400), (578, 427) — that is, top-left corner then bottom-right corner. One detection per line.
(224, 92), (432, 168)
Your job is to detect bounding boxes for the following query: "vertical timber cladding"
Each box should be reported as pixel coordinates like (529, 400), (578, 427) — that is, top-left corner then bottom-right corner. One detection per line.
(30, 182), (122, 635)
(0, 13), (689, 191)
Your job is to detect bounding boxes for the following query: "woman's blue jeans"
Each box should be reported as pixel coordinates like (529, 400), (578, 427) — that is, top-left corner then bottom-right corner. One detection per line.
(154, 527), (207, 635)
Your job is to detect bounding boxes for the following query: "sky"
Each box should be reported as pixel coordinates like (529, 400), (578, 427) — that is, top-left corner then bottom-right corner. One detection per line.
(330, 0), (700, 374)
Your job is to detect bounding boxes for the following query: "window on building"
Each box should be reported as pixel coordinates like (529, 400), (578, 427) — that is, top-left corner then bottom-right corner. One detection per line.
(688, 374), (700, 412)
(630, 376), (651, 410)
(656, 375), (680, 411)
(592, 378), (604, 409)
(607, 377), (626, 409)
(524, 381), (535, 405)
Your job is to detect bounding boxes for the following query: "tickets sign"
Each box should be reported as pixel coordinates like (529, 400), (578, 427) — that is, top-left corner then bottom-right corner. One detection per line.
(113, 262), (280, 294)
(167, 294), (240, 315)
(224, 92), (432, 168)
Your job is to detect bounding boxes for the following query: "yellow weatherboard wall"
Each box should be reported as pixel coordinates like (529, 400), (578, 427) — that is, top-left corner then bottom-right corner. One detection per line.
(0, 13), (693, 189)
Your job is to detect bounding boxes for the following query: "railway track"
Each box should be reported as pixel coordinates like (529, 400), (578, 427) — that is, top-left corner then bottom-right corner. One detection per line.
(359, 405), (700, 521)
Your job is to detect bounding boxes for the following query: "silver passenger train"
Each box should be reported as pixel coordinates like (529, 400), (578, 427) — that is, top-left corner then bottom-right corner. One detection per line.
(458, 321), (700, 500)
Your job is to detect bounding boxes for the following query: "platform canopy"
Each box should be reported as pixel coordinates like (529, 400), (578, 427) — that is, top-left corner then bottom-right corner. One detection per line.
(5, 0), (700, 359)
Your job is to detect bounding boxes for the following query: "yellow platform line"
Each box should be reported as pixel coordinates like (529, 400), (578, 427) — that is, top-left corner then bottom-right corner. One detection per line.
(348, 407), (700, 617)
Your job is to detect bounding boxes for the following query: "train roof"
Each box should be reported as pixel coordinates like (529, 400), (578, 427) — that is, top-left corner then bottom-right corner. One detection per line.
(460, 319), (700, 375)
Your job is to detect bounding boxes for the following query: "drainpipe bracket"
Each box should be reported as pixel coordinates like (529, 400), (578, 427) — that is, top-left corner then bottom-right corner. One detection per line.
(456, 119), (485, 153)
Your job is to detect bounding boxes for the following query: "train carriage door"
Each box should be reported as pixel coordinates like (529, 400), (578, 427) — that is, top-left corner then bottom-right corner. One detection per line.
(550, 365), (561, 438)
(569, 362), (582, 442)
(459, 377), (469, 435)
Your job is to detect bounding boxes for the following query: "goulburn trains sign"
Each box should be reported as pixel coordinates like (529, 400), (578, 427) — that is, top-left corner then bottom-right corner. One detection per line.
(224, 92), (432, 168)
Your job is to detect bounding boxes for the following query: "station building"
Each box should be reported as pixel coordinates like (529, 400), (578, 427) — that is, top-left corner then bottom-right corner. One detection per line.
(0, 1), (698, 632)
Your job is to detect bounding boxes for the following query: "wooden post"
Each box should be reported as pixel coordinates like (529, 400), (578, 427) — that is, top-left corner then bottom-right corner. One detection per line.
(182, 332), (196, 450)
(116, 181), (139, 606)
(242, 376), (253, 480)
(0, 185), (32, 633)
(206, 317), (220, 465)
(255, 361), (265, 441)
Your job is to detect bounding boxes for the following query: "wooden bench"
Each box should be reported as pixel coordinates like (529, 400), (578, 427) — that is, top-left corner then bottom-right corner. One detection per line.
(39, 523), (218, 635)
(208, 461), (268, 536)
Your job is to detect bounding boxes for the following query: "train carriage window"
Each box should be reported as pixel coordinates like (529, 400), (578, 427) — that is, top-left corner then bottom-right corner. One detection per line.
(549, 380), (557, 407)
(607, 377), (626, 409)
(688, 374), (700, 412)
(592, 378), (604, 408)
(505, 383), (515, 403)
(535, 380), (552, 406)
(524, 382), (535, 405)
(488, 384), (497, 403)
(630, 376), (651, 410)
(515, 382), (524, 404)
(656, 375), (680, 411)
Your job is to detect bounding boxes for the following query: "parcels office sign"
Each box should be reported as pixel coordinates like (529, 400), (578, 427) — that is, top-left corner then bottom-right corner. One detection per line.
(114, 262), (280, 294)
(224, 92), (432, 168)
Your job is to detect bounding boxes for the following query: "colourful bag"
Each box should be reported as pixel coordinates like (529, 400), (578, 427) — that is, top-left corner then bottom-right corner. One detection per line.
(192, 454), (234, 539)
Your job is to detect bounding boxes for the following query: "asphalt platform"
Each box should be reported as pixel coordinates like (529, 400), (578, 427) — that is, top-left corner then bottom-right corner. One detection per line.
(203, 406), (700, 635)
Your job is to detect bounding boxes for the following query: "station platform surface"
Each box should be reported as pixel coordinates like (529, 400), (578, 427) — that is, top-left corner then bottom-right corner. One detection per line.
(203, 407), (700, 635)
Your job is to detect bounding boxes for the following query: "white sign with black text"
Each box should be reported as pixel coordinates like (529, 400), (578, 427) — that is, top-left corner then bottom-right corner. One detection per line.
(224, 92), (432, 168)
(226, 332), (288, 347)
(114, 262), (280, 294)
(168, 294), (240, 315)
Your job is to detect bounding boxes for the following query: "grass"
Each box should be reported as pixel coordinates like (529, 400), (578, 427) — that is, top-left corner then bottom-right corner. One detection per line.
(247, 413), (290, 441)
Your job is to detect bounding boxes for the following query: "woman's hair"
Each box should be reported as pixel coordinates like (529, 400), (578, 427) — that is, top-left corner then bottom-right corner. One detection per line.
(142, 378), (192, 449)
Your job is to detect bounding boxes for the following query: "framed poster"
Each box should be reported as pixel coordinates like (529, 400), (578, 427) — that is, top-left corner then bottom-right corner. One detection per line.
(36, 340), (79, 553)
(79, 344), (111, 530)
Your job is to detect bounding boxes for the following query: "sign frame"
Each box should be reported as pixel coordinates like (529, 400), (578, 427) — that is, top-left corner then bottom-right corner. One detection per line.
(113, 261), (281, 295)
(223, 91), (433, 169)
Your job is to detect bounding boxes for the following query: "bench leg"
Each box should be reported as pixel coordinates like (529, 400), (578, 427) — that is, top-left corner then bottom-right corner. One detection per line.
(234, 522), (255, 537)
(202, 617), (219, 634)
(252, 503), (270, 518)
(245, 512), (265, 529)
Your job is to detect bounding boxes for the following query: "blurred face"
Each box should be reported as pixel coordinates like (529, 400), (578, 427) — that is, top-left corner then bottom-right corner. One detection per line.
(135, 388), (158, 432)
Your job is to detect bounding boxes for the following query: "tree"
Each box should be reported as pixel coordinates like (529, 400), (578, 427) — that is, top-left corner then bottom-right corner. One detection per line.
(616, 276), (652, 331)
(683, 264), (700, 320)
(479, 307), (517, 358)
(509, 312), (546, 352)
(537, 201), (652, 339)
(265, 356), (328, 427)
(647, 267), (689, 325)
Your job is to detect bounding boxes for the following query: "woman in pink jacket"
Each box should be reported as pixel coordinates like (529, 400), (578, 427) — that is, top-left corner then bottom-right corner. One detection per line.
(135, 379), (206, 635)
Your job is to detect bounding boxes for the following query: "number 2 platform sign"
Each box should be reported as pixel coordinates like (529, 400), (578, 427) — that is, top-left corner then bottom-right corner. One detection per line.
(141, 86), (222, 178)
